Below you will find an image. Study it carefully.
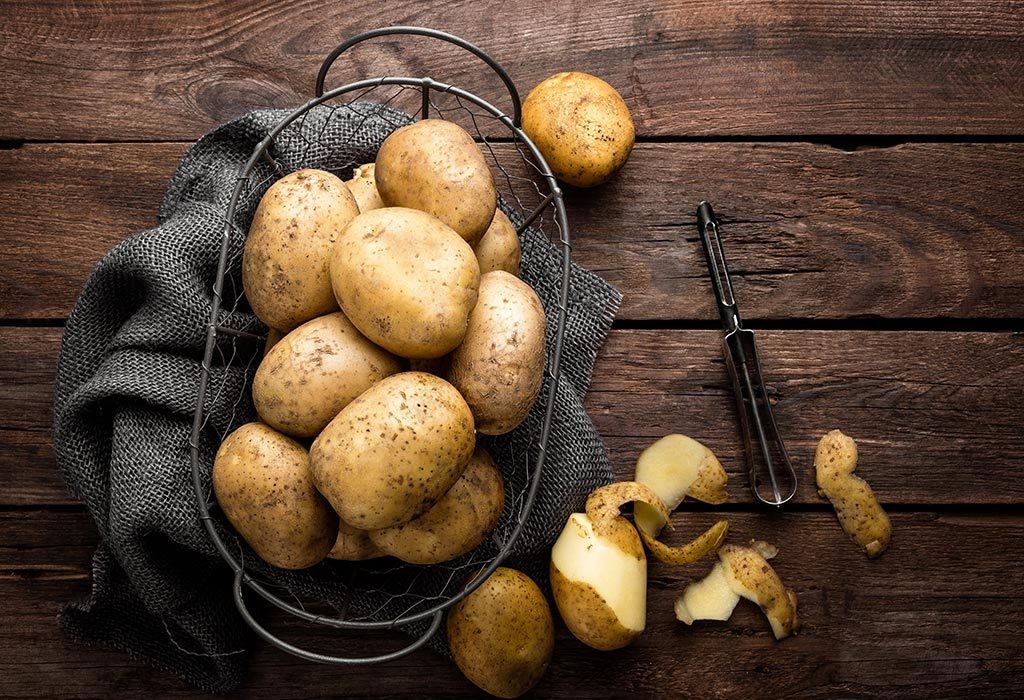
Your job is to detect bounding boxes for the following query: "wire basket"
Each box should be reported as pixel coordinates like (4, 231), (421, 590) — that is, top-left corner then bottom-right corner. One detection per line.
(188, 27), (572, 664)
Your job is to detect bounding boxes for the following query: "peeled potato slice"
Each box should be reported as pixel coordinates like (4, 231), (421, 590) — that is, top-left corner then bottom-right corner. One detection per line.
(815, 430), (891, 558)
(633, 435), (728, 537)
(675, 540), (799, 640)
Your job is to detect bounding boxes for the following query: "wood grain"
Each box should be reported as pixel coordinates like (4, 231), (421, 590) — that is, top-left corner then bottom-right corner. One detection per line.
(2, 1), (1023, 141)
(3, 508), (1021, 697)
(10, 326), (1022, 507)
(3, 142), (1024, 321)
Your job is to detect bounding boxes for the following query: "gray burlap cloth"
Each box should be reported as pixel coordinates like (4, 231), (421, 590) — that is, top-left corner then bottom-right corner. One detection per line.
(52, 103), (621, 692)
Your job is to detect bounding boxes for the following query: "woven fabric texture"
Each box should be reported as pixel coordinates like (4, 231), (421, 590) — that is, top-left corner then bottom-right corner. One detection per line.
(52, 103), (621, 692)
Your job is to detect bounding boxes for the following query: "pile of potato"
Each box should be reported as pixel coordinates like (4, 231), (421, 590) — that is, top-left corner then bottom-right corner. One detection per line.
(212, 118), (545, 572)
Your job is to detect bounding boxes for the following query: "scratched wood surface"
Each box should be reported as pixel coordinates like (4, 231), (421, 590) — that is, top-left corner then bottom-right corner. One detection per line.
(1, 0), (1022, 697)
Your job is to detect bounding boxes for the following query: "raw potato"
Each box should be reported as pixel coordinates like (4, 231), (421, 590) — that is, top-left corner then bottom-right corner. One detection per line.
(675, 540), (799, 640)
(242, 169), (359, 331)
(252, 312), (402, 438)
(328, 520), (383, 561)
(551, 511), (647, 651)
(375, 119), (497, 244)
(344, 163), (385, 213)
(447, 567), (554, 698)
(815, 430), (892, 558)
(474, 209), (521, 276)
(586, 481), (727, 567)
(212, 423), (337, 569)
(522, 72), (635, 188)
(633, 434), (729, 538)
(309, 372), (475, 529)
(263, 327), (284, 356)
(369, 447), (505, 564)
(447, 271), (546, 435)
(330, 207), (480, 359)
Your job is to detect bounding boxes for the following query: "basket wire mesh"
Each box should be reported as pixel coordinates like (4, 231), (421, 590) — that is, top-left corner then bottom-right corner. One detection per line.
(188, 28), (572, 664)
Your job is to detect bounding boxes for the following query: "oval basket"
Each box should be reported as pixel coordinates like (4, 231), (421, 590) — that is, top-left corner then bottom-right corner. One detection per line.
(188, 27), (572, 664)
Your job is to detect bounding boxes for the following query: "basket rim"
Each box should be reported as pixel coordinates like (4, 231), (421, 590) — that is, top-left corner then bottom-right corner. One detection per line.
(189, 76), (573, 643)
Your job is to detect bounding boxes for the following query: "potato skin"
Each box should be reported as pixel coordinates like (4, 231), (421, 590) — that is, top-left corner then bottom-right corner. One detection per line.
(212, 423), (337, 569)
(447, 271), (546, 435)
(252, 311), (402, 438)
(242, 169), (359, 331)
(309, 372), (475, 529)
(375, 119), (497, 245)
(522, 72), (635, 188)
(369, 447), (505, 564)
(330, 207), (480, 359)
(474, 209), (521, 276)
(549, 564), (639, 651)
(345, 163), (385, 213)
(328, 520), (384, 561)
(447, 568), (554, 698)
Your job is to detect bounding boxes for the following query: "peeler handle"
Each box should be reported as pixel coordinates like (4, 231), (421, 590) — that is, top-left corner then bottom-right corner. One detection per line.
(697, 201), (742, 334)
(722, 328), (798, 507)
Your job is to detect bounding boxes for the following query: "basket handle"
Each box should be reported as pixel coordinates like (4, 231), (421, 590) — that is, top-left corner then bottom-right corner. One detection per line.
(314, 26), (523, 126)
(230, 571), (444, 665)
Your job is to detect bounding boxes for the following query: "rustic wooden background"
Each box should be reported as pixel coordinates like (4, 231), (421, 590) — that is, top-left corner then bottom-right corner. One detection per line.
(2, 1), (1023, 697)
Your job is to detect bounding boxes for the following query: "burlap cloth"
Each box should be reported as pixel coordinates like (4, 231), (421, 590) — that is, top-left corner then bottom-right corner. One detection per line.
(52, 103), (621, 692)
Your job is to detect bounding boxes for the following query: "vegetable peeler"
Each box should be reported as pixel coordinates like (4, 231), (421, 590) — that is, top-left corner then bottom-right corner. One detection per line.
(696, 201), (798, 507)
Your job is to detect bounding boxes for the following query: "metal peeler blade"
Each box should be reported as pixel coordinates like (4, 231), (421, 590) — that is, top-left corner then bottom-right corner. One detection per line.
(696, 201), (798, 507)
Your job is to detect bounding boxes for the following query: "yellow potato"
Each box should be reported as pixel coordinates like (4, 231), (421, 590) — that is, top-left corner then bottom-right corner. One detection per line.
(309, 372), (475, 529)
(522, 72), (635, 188)
(328, 520), (383, 561)
(474, 209), (521, 276)
(369, 447), (504, 564)
(375, 119), (497, 244)
(447, 271), (546, 435)
(330, 207), (480, 359)
(344, 163), (385, 213)
(252, 312), (402, 438)
(447, 568), (553, 698)
(242, 169), (359, 331)
(212, 422), (337, 569)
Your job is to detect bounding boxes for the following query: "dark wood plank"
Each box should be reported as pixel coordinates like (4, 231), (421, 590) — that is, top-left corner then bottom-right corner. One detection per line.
(2, 1), (1022, 141)
(8, 326), (1022, 506)
(3, 142), (1024, 321)
(3, 508), (1021, 697)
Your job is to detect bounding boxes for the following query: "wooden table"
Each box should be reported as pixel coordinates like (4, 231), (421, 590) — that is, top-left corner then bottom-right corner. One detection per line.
(2, 2), (1022, 697)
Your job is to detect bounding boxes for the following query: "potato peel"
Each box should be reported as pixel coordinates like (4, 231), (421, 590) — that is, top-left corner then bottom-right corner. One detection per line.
(686, 450), (730, 505)
(814, 430), (892, 558)
(585, 482), (727, 566)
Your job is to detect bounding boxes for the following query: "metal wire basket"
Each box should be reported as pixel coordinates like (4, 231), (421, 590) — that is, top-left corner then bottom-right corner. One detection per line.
(188, 27), (571, 664)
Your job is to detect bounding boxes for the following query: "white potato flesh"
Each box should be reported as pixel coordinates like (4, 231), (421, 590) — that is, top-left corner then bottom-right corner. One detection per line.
(551, 513), (646, 633)
(633, 434), (709, 535)
(674, 562), (740, 625)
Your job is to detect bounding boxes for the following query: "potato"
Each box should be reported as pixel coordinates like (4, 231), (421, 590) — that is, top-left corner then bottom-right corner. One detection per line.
(252, 312), (402, 438)
(676, 541), (799, 640)
(447, 567), (553, 698)
(328, 520), (383, 561)
(522, 72), (635, 188)
(330, 207), (480, 359)
(474, 209), (521, 276)
(263, 327), (285, 356)
(242, 169), (359, 331)
(212, 422), (337, 569)
(551, 512), (646, 651)
(375, 119), (497, 245)
(345, 163), (385, 213)
(309, 372), (475, 529)
(369, 447), (504, 564)
(815, 430), (891, 558)
(633, 434), (729, 538)
(447, 271), (545, 435)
